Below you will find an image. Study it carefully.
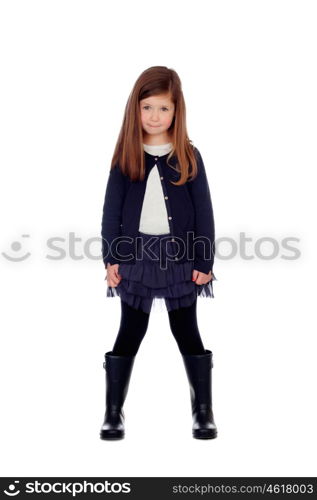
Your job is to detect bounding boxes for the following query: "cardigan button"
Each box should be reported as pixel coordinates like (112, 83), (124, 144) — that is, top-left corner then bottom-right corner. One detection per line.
(168, 216), (172, 220)
(164, 196), (168, 200)
(160, 176), (164, 180)
(171, 238), (175, 242)
(154, 157), (158, 161)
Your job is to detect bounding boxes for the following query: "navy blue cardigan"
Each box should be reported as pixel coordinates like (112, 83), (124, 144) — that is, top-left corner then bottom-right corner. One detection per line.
(101, 146), (216, 275)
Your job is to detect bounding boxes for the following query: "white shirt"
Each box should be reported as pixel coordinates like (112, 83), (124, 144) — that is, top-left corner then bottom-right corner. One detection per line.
(139, 142), (173, 234)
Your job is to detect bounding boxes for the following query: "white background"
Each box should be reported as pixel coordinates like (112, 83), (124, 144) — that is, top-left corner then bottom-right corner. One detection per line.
(0, 0), (316, 477)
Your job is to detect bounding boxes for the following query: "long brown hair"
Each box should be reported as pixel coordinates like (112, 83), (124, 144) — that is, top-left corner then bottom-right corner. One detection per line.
(110, 66), (198, 186)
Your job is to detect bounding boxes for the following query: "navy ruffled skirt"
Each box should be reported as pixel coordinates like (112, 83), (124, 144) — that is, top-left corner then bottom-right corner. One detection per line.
(105, 231), (217, 314)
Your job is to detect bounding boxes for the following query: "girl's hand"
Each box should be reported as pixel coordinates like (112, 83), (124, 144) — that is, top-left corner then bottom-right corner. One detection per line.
(192, 269), (213, 285)
(105, 263), (122, 287)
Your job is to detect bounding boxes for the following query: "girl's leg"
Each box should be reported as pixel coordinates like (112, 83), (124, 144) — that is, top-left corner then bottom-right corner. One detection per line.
(111, 299), (151, 356)
(167, 298), (206, 355)
(167, 299), (217, 440)
(101, 300), (150, 440)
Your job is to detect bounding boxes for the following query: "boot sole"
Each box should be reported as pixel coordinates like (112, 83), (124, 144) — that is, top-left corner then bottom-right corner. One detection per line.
(100, 431), (124, 440)
(193, 429), (217, 439)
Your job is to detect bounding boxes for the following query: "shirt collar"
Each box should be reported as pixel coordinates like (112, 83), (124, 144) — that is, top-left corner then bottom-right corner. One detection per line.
(143, 142), (173, 157)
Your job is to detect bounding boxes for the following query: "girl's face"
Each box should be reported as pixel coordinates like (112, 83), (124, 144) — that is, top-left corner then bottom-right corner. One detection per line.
(139, 93), (175, 141)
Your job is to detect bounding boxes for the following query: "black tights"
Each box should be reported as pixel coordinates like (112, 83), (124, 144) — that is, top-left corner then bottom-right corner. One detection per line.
(112, 298), (206, 356)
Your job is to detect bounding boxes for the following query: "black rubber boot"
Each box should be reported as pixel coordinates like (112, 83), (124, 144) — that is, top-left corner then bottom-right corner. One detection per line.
(100, 351), (136, 440)
(182, 349), (218, 439)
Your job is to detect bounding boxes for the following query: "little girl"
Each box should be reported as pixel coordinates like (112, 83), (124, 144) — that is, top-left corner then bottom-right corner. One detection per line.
(100, 66), (218, 440)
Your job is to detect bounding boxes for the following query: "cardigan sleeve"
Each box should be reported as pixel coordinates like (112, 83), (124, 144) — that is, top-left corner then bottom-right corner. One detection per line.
(101, 164), (126, 267)
(187, 147), (216, 275)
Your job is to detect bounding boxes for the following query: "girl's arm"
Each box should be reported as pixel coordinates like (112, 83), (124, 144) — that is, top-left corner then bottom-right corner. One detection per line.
(101, 164), (125, 267)
(188, 147), (216, 276)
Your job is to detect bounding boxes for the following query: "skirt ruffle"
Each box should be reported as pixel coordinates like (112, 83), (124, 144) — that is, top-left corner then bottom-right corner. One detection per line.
(104, 231), (217, 314)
